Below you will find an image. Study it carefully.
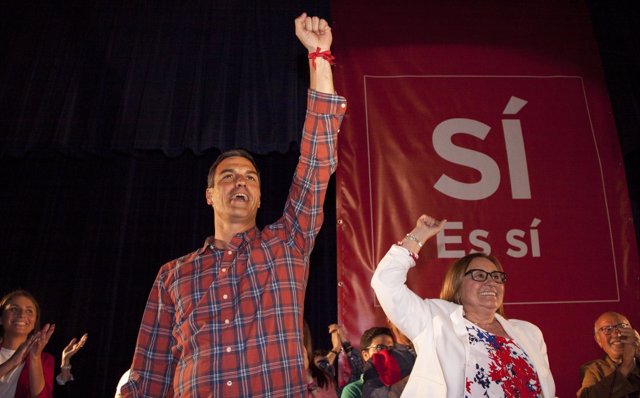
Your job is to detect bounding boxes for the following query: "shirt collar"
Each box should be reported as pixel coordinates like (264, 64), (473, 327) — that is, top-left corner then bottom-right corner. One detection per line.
(199, 227), (259, 254)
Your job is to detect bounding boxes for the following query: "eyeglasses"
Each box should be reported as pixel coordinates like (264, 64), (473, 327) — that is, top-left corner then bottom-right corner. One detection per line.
(598, 322), (630, 335)
(363, 344), (393, 352)
(464, 269), (507, 284)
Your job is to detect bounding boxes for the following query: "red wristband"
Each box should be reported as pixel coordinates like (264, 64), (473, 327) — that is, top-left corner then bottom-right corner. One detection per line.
(308, 47), (335, 70)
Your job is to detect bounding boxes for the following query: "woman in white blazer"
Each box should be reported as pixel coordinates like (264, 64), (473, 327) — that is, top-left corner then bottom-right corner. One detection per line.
(371, 214), (556, 397)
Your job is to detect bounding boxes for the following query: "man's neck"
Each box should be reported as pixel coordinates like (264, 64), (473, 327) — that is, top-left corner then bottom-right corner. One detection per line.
(608, 355), (623, 365)
(214, 219), (256, 244)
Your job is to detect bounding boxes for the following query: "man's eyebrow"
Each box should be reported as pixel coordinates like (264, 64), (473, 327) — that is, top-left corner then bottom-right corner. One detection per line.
(217, 168), (258, 175)
(217, 168), (234, 175)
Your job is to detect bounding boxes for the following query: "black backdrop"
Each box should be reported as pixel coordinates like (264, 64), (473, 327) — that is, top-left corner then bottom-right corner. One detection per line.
(0, 0), (638, 395)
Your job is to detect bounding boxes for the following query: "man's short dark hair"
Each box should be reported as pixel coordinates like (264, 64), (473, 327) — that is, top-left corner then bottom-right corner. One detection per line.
(360, 326), (394, 352)
(207, 149), (260, 188)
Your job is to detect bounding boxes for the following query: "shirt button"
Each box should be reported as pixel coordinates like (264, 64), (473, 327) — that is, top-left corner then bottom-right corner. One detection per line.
(221, 268), (227, 273)
(340, 103), (346, 108)
(224, 319), (230, 324)
(226, 381), (232, 386)
(223, 294), (228, 299)
(226, 347), (232, 353)
(227, 250), (233, 255)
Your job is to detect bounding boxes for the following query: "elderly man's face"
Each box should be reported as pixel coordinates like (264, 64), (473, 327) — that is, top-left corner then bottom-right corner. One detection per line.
(594, 312), (631, 361)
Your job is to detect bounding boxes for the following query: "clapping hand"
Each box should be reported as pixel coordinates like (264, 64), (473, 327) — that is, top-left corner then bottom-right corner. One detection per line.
(29, 323), (55, 359)
(617, 325), (639, 376)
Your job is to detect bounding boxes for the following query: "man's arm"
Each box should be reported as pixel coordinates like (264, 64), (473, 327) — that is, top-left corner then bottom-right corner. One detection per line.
(294, 13), (334, 94)
(120, 269), (178, 398)
(280, 13), (346, 255)
(577, 360), (639, 398)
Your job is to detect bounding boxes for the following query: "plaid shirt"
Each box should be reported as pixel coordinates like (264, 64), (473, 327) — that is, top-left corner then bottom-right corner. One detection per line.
(121, 90), (347, 397)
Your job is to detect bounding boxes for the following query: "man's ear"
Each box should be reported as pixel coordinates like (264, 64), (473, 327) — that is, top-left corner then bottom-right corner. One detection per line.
(594, 333), (603, 349)
(205, 188), (213, 206)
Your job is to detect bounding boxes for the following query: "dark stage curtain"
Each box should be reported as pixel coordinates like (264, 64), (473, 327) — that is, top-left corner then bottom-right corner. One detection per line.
(588, 0), (640, 243)
(0, 0), (328, 156)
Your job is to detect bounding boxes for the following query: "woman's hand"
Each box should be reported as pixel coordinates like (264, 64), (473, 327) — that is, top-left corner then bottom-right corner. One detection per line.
(413, 214), (447, 242)
(61, 333), (88, 367)
(0, 336), (34, 376)
(400, 214), (446, 254)
(17, 334), (36, 363)
(29, 323), (55, 359)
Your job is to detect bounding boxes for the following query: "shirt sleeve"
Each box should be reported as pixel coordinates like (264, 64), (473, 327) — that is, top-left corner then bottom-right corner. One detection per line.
(121, 267), (178, 398)
(345, 349), (364, 383)
(280, 89), (346, 255)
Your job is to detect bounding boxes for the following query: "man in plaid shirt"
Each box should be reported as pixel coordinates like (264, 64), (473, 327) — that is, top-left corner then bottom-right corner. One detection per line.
(121, 12), (347, 398)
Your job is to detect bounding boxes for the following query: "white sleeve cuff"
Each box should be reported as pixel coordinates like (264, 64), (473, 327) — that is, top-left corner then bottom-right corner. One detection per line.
(56, 372), (74, 385)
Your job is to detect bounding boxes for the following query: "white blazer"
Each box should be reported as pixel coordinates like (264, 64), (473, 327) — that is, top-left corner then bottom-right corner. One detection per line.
(371, 245), (556, 398)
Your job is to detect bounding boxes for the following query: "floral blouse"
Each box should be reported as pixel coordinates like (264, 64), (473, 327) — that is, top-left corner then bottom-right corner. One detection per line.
(465, 322), (542, 397)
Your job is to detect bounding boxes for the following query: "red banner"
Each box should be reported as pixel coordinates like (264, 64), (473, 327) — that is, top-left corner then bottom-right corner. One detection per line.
(333, 1), (639, 396)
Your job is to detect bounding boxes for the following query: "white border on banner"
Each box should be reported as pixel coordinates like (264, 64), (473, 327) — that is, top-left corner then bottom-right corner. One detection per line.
(363, 74), (620, 306)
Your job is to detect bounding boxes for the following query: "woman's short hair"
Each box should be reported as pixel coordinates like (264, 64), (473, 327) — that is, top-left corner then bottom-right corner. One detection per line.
(0, 290), (41, 337)
(439, 253), (506, 316)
